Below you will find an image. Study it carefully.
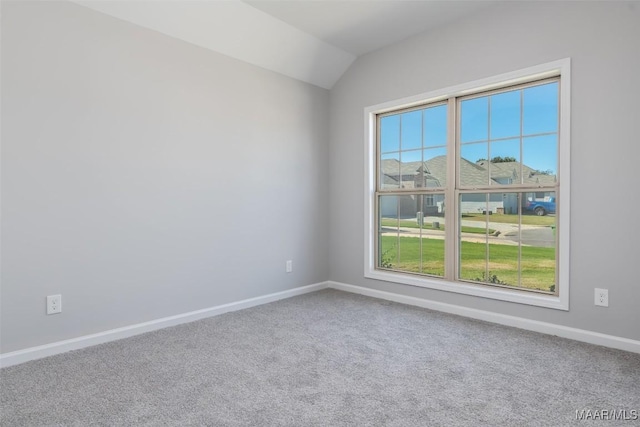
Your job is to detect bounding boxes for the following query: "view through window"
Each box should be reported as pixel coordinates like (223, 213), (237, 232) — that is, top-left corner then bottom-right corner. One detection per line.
(376, 78), (561, 296)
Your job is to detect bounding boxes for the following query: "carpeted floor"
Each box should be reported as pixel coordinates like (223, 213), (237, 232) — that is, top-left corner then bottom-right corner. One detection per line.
(1, 289), (639, 426)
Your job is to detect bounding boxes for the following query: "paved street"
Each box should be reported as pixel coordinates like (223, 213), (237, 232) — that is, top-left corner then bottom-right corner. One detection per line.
(381, 216), (555, 247)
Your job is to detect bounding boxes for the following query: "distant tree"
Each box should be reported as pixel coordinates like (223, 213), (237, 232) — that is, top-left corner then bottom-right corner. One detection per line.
(532, 169), (554, 175)
(476, 158), (487, 162)
(490, 156), (517, 163)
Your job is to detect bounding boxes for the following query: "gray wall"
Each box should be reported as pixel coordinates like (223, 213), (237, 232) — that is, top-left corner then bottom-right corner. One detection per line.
(329, 2), (640, 340)
(1, 1), (329, 353)
(3, 0), (639, 356)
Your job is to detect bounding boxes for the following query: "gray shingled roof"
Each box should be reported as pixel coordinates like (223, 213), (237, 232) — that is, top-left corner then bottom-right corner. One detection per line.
(477, 160), (557, 185)
(381, 156), (556, 188)
(382, 174), (399, 185)
(380, 159), (425, 176)
(457, 157), (490, 187)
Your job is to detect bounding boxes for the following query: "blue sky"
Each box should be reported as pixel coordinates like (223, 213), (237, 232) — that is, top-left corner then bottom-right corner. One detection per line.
(381, 81), (558, 174)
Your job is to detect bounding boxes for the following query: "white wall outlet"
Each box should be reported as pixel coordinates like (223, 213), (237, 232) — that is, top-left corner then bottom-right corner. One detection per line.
(286, 260), (293, 273)
(47, 294), (62, 314)
(594, 288), (608, 307)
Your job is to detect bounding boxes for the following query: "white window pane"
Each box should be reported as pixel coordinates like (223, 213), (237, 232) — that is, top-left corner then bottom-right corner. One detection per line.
(399, 151), (422, 189)
(380, 152), (400, 190)
(460, 143), (489, 187)
(379, 195), (399, 269)
(418, 147), (446, 189)
(523, 82), (558, 136)
(380, 115), (400, 153)
(401, 150), (422, 162)
(379, 194), (445, 277)
(459, 192), (557, 293)
(423, 104), (447, 147)
(489, 139), (521, 185)
(400, 110), (422, 151)
(487, 193), (519, 287)
(522, 134), (557, 183)
(490, 89), (521, 140)
(521, 192), (556, 292)
(459, 193), (488, 282)
(524, 191), (556, 217)
(397, 226), (419, 273)
(460, 97), (488, 143)
(418, 193), (445, 277)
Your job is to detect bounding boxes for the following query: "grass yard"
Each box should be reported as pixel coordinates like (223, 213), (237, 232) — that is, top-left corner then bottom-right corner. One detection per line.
(380, 218), (494, 235)
(462, 213), (556, 227)
(380, 235), (555, 292)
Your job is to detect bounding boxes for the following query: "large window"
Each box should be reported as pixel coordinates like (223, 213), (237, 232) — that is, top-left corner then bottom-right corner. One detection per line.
(365, 60), (570, 310)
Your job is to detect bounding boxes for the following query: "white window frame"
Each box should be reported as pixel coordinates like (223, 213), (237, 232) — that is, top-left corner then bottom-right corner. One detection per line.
(364, 59), (570, 310)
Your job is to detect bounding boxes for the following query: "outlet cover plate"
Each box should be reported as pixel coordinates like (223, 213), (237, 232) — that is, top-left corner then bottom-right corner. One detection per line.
(47, 294), (62, 314)
(594, 288), (608, 307)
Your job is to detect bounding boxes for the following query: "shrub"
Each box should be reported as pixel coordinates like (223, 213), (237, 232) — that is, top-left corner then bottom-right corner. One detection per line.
(475, 272), (508, 285)
(380, 245), (396, 269)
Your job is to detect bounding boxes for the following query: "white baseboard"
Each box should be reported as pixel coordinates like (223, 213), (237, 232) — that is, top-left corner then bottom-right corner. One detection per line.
(328, 281), (640, 354)
(0, 282), (329, 368)
(4, 280), (637, 368)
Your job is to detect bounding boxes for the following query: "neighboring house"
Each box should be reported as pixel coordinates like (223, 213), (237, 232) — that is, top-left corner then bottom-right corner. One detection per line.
(380, 156), (557, 218)
(380, 158), (443, 218)
(476, 160), (557, 186)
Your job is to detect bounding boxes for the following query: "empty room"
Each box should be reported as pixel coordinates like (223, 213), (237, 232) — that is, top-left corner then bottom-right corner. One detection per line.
(1, 1), (639, 425)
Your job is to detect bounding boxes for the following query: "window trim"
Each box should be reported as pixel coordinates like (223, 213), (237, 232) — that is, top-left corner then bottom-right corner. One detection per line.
(364, 58), (570, 310)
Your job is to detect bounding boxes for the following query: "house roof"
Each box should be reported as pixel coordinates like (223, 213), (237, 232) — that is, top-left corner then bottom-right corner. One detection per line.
(381, 156), (556, 188)
(382, 174), (399, 186)
(380, 159), (425, 177)
(477, 160), (557, 185)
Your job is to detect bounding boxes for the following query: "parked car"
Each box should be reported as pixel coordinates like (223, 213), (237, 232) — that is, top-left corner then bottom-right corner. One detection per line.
(525, 197), (556, 216)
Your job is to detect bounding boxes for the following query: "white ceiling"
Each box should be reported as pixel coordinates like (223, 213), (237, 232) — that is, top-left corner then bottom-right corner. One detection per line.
(74, 0), (497, 89)
(245, 1), (497, 56)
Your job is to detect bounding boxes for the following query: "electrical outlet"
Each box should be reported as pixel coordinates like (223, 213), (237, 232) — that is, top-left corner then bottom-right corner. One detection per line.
(47, 294), (62, 314)
(286, 260), (293, 273)
(594, 288), (608, 307)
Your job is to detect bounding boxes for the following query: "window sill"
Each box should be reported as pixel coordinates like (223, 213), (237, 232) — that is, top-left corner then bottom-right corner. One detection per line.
(364, 269), (568, 311)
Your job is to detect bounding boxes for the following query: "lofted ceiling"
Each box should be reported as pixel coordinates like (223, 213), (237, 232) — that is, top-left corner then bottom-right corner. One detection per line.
(73, 0), (497, 89)
(246, 1), (497, 56)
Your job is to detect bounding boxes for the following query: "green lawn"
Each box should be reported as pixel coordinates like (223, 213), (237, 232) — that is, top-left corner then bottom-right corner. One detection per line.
(380, 218), (494, 235)
(380, 236), (555, 292)
(462, 213), (556, 227)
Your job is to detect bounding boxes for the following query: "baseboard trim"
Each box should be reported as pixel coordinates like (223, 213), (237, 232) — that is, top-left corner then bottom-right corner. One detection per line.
(5, 280), (636, 367)
(328, 281), (640, 354)
(0, 282), (329, 368)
